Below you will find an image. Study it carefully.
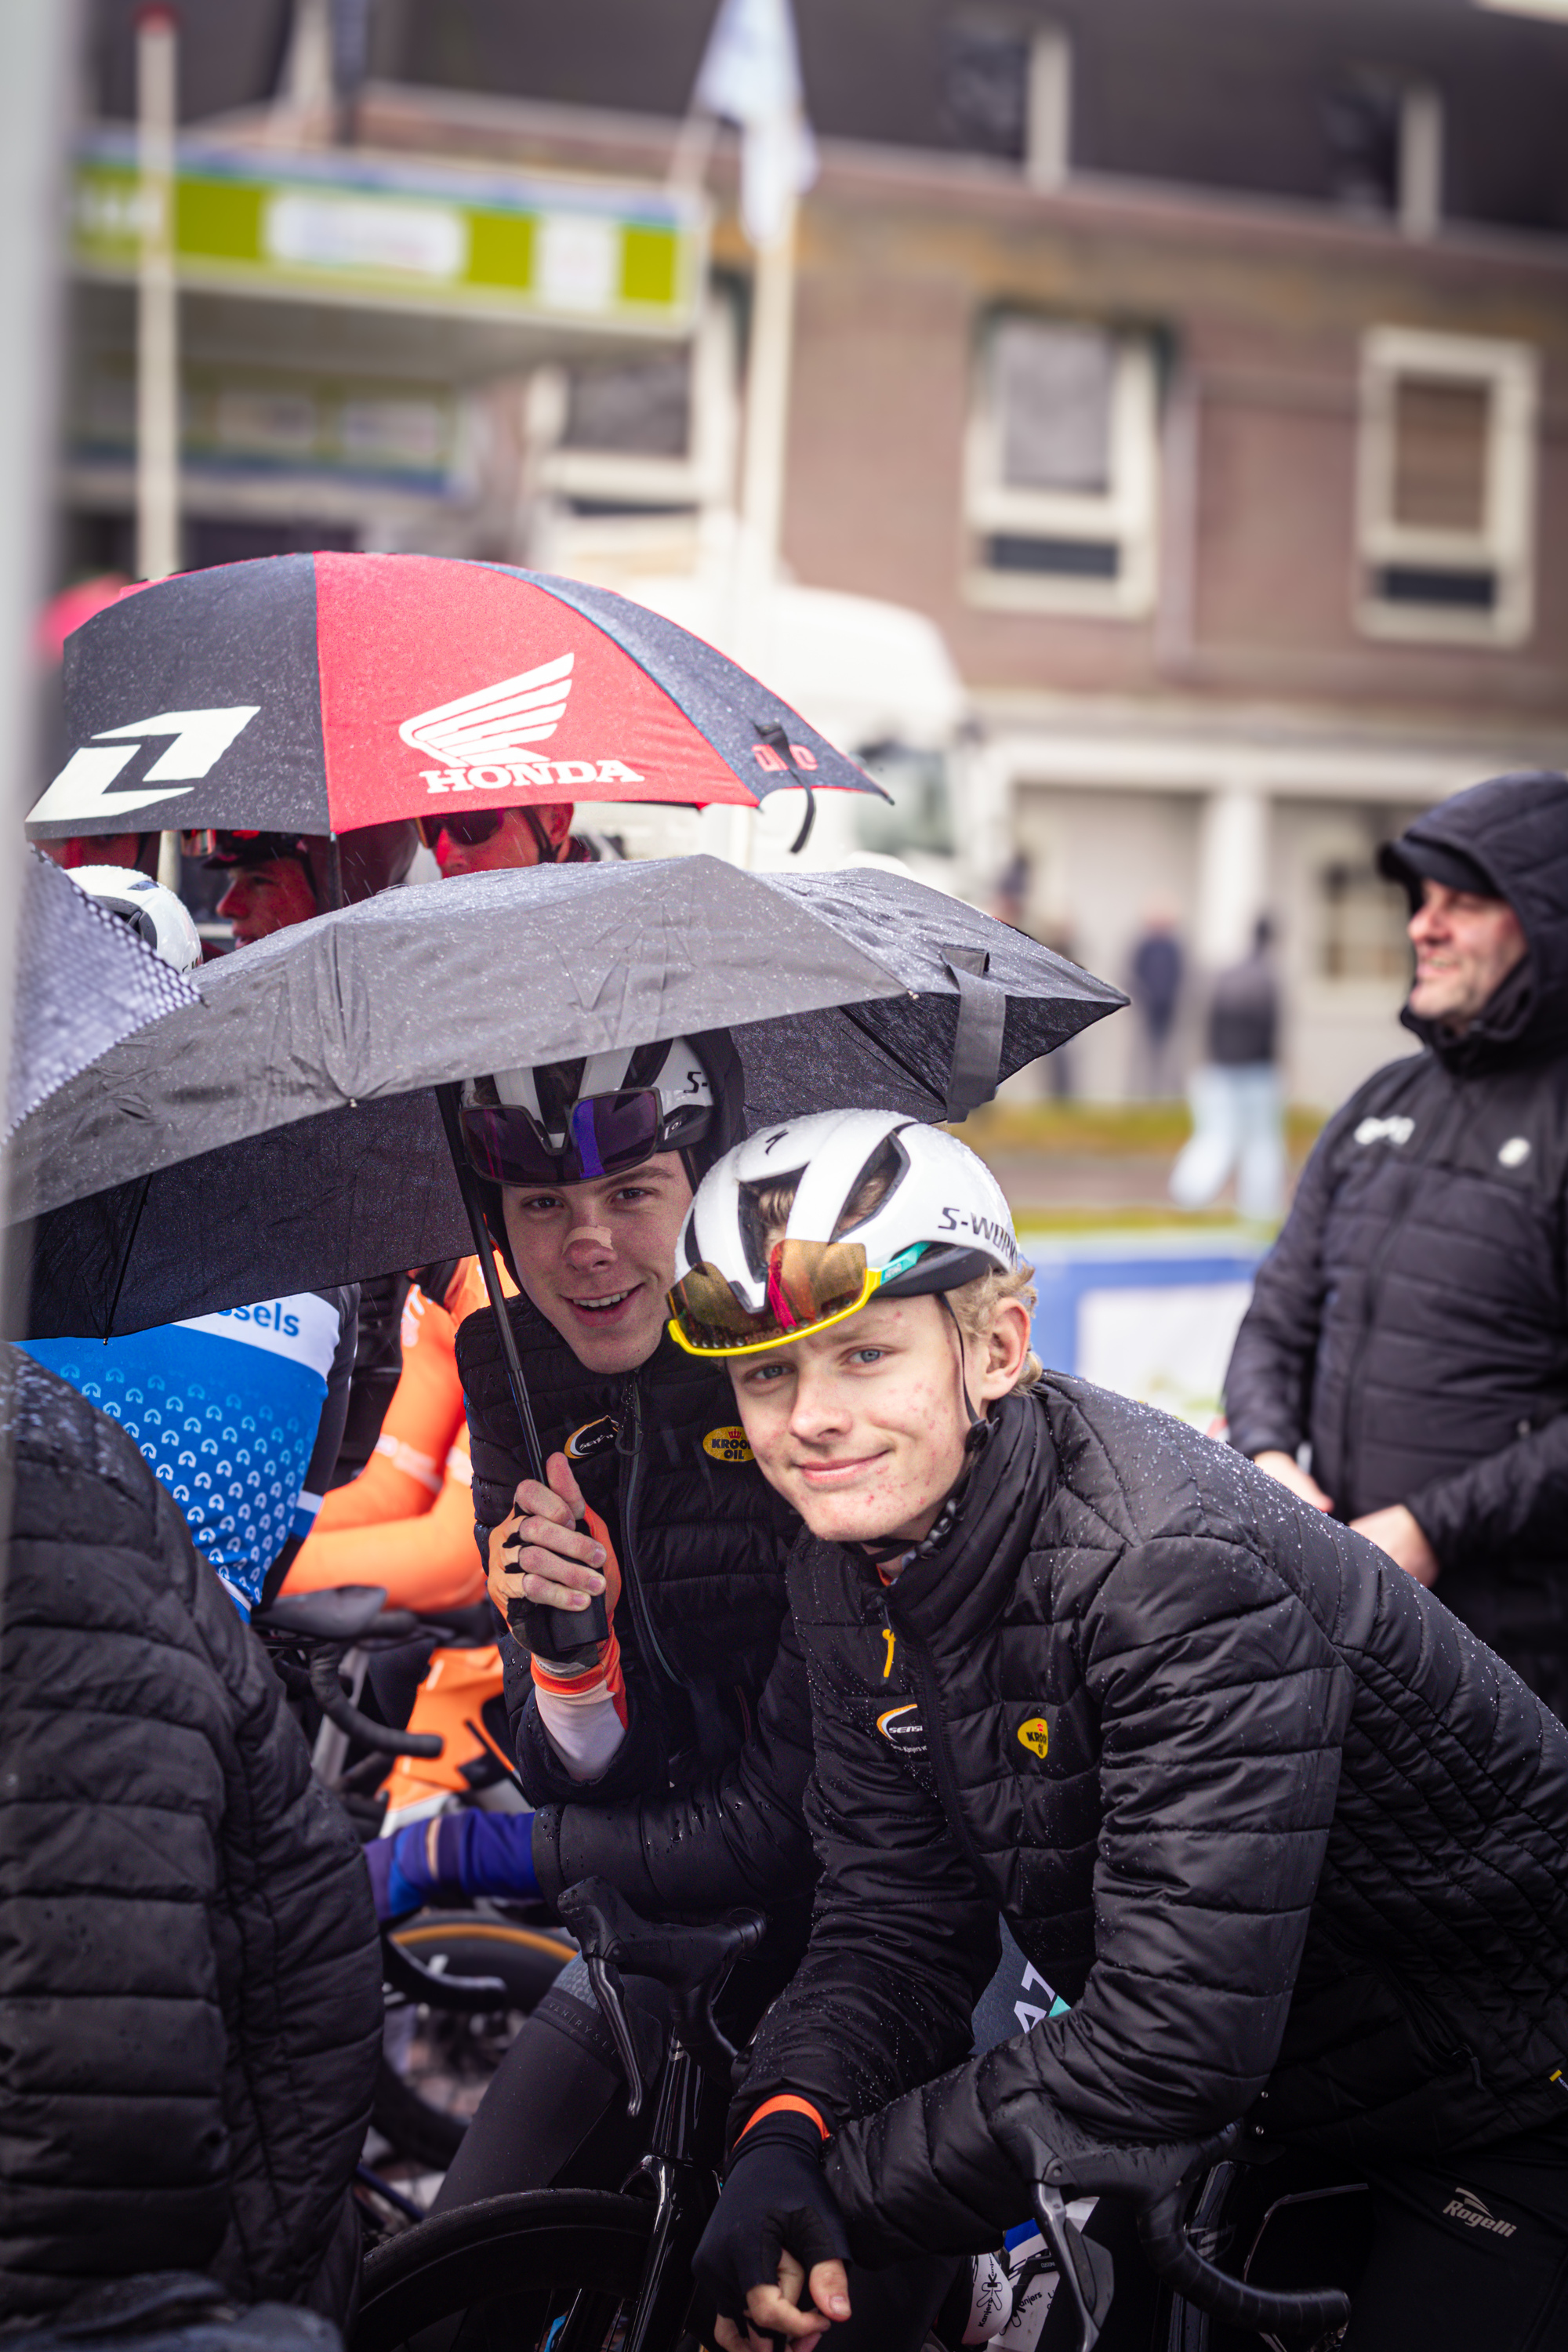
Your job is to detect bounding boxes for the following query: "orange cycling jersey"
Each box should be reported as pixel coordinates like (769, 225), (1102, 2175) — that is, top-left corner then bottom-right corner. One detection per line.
(284, 1258), (505, 1613)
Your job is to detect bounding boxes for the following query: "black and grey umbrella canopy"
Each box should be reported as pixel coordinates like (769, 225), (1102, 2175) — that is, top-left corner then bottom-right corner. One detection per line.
(8, 857), (1123, 1338)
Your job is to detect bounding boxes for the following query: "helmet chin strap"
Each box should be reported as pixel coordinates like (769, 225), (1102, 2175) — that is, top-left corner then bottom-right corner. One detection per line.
(939, 1289), (985, 1434)
(522, 808), (568, 866)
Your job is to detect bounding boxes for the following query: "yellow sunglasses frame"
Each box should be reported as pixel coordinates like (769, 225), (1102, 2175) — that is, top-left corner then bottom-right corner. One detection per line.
(666, 1263), (885, 1359)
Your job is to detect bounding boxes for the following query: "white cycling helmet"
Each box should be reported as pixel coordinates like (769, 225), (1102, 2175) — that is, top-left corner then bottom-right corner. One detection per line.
(667, 1109), (1018, 1356)
(70, 865), (201, 973)
(460, 1036), (717, 1187)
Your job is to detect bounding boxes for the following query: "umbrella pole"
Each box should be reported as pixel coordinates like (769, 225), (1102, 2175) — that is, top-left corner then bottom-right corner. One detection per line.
(433, 1083), (605, 1664)
(434, 1083), (544, 1483)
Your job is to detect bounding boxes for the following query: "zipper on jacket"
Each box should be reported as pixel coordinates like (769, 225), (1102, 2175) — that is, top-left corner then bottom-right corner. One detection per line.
(617, 1376), (682, 1691)
(896, 1609), (995, 1899)
(1337, 1079), (1464, 1511)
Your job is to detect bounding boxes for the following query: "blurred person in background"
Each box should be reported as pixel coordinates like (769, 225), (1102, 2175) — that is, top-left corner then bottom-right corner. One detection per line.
(1130, 903), (1184, 1097)
(38, 829), (158, 879)
(1169, 913), (1284, 1220)
(1225, 770), (1568, 1716)
(16, 869), (359, 1620)
(990, 846), (1030, 934)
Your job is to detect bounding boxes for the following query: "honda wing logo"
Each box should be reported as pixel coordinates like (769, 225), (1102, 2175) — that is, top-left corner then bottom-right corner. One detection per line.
(27, 706), (260, 829)
(399, 653), (645, 795)
(400, 652), (575, 765)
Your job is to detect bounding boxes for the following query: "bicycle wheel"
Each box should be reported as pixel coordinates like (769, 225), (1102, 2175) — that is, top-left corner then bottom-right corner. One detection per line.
(375, 1915), (575, 2169)
(353, 2189), (655, 2352)
(391, 1913), (576, 2010)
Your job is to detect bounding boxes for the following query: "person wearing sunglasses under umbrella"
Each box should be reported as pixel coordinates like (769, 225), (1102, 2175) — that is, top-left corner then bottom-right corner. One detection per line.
(419, 800), (620, 877)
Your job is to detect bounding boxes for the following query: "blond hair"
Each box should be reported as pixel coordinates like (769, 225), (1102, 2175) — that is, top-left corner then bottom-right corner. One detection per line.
(747, 1145), (1041, 1394)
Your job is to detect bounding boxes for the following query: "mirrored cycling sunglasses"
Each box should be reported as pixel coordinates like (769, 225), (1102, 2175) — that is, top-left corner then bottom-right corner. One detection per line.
(666, 1238), (929, 1357)
(461, 1089), (708, 1188)
(417, 812), (506, 850)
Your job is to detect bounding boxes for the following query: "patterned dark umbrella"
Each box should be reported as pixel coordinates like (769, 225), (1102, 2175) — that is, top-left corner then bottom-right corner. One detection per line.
(23, 554), (883, 844)
(7, 857), (1124, 1341)
(5, 853), (199, 1138)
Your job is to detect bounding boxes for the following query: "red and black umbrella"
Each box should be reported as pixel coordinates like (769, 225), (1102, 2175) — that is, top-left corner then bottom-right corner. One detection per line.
(24, 552), (882, 844)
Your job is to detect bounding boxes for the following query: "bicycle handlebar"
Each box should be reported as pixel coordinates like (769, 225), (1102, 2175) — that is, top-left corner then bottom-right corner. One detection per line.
(1137, 2176), (1350, 2341)
(557, 1877), (768, 2119)
(307, 1648), (443, 1759)
(995, 2114), (1351, 2352)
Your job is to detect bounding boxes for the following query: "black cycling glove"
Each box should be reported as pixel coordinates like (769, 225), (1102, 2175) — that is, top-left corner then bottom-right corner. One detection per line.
(692, 2110), (851, 2331)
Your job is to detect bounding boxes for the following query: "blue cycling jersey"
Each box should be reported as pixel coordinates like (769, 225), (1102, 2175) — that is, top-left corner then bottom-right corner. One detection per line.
(23, 1292), (348, 1617)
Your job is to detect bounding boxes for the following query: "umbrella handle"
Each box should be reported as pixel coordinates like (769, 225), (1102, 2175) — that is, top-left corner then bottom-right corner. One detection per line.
(434, 1083), (608, 1665)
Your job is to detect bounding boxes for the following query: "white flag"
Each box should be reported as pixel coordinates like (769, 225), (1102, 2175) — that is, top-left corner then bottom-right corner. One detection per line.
(692, 0), (818, 247)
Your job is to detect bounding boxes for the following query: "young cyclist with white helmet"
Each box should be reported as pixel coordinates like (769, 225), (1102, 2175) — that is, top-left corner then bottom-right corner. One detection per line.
(677, 1111), (1568, 2352)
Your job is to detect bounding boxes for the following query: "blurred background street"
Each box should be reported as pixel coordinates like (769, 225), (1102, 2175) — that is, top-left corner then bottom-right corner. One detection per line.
(20, 0), (1568, 1421)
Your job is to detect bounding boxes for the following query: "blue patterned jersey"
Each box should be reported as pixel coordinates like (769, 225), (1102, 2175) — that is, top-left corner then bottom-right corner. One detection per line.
(23, 1291), (354, 1616)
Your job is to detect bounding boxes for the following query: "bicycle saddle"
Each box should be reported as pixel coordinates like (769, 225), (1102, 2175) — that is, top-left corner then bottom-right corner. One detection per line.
(557, 1878), (767, 2118)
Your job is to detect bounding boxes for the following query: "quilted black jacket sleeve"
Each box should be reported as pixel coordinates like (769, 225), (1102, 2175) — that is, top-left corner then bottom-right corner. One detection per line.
(1403, 1418), (1568, 1566)
(1222, 1105), (1348, 1465)
(531, 1610), (818, 1913)
(0, 1352), (383, 2323)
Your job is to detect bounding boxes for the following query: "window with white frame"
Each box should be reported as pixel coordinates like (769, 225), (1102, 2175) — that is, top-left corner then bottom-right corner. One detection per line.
(528, 292), (738, 569)
(964, 314), (1159, 615)
(1357, 327), (1538, 645)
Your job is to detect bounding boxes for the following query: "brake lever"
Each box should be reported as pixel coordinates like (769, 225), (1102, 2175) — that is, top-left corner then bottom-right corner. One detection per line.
(585, 1951), (645, 2122)
(670, 1962), (741, 2084)
(1031, 2183), (1116, 2352)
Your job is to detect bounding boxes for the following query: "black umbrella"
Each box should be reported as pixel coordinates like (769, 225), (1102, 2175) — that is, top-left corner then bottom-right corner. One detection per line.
(9, 856), (1122, 1335)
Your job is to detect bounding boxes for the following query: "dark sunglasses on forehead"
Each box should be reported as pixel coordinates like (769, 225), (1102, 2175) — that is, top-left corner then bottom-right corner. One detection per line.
(417, 811), (507, 850)
(461, 1088), (711, 1188)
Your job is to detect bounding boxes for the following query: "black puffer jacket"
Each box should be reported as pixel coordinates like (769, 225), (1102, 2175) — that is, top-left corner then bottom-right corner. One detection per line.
(729, 1378), (1568, 2260)
(531, 1607), (816, 1913)
(1225, 770), (1568, 1569)
(459, 1297), (800, 1806)
(0, 1352), (383, 2322)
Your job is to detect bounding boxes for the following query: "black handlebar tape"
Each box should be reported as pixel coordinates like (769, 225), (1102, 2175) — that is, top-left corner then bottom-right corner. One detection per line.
(1137, 2193), (1352, 2339)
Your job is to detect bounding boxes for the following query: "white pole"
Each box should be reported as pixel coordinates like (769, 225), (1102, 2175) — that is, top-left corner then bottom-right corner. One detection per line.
(731, 182), (799, 865)
(0, 0), (78, 1289)
(136, 9), (179, 586)
(136, 9), (181, 891)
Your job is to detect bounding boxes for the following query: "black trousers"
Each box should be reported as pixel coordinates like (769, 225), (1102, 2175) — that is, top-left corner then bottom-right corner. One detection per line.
(1345, 2128), (1568, 2350)
(432, 1957), (956, 2352)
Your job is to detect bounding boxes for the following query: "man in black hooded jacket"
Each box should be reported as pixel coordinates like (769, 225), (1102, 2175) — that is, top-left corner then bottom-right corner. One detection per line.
(1225, 768), (1568, 1715)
